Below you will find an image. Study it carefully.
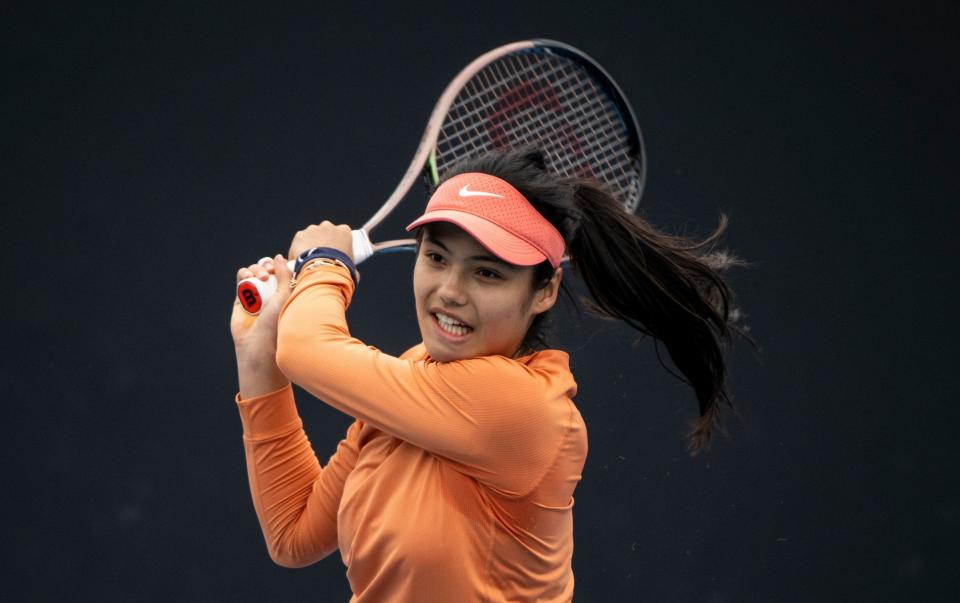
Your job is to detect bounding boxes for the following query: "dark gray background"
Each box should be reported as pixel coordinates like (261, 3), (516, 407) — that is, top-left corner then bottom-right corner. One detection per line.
(4, 2), (957, 601)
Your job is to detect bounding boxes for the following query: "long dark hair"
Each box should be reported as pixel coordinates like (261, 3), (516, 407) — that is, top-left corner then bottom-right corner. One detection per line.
(416, 147), (758, 457)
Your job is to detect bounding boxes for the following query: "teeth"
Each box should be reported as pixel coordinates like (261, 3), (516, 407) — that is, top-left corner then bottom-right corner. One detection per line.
(436, 312), (466, 326)
(434, 313), (471, 336)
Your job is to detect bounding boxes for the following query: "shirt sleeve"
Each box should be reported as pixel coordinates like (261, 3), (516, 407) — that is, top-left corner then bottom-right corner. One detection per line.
(235, 382), (363, 567)
(274, 263), (576, 498)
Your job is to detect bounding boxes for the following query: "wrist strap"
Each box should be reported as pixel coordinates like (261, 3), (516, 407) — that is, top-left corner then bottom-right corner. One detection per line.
(294, 247), (359, 285)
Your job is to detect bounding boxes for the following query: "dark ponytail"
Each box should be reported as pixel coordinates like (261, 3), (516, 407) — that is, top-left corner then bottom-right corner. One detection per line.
(432, 147), (758, 458)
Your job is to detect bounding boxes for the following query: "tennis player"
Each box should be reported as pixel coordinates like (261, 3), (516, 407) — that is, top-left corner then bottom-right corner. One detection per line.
(230, 148), (751, 601)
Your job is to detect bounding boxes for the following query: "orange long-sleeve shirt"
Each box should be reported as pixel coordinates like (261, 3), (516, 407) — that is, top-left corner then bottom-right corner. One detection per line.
(234, 263), (588, 602)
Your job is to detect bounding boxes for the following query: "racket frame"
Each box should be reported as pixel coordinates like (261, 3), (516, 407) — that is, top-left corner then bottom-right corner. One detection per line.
(362, 39), (646, 252)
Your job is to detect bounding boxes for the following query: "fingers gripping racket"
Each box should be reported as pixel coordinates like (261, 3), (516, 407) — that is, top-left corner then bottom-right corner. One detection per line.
(237, 39), (647, 315)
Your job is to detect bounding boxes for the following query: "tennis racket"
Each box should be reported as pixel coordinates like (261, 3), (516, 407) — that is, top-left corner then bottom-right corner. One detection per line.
(237, 39), (647, 315)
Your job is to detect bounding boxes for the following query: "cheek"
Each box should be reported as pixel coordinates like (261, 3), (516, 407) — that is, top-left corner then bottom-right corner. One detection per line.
(412, 261), (428, 304)
(478, 288), (533, 333)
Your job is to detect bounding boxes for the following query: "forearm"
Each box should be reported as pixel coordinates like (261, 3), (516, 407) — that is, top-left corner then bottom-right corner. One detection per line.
(236, 344), (289, 400)
(235, 385), (341, 567)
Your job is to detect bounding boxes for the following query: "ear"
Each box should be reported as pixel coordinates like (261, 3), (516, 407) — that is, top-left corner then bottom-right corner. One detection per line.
(531, 267), (563, 315)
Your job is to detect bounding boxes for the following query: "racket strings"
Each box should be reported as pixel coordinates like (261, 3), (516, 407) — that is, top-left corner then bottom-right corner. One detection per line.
(435, 51), (642, 212)
(442, 58), (600, 149)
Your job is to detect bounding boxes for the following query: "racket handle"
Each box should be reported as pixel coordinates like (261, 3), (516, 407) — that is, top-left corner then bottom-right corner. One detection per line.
(237, 230), (374, 315)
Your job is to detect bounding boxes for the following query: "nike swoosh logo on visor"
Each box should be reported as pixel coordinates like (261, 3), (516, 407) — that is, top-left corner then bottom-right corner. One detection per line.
(459, 185), (504, 198)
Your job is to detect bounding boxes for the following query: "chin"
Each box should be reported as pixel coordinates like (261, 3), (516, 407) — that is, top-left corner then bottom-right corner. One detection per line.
(418, 313), (475, 362)
(422, 340), (463, 363)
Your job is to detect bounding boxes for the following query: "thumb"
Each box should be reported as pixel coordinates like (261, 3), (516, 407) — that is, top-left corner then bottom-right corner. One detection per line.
(258, 254), (294, 324)
(274, 254), (293, 286)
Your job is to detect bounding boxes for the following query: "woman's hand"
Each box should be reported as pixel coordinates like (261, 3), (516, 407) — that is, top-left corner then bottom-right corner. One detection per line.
(288, 221), (354, 262)
(231, 255), (294, 399)
(230, 255), (294, 350)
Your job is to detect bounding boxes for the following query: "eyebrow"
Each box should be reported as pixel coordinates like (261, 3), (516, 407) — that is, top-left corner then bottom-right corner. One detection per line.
(423, 234), (517, 269)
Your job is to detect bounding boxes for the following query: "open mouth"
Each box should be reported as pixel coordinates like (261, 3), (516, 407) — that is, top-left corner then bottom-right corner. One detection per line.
(432, 312), (474, 338)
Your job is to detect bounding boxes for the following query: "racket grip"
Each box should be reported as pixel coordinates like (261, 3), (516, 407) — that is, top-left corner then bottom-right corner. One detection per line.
(237, 230), (374, 315)
(352, 229), (374, 264)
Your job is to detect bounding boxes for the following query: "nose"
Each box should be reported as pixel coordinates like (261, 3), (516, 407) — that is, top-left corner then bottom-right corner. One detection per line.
(437, 269), (468, 307)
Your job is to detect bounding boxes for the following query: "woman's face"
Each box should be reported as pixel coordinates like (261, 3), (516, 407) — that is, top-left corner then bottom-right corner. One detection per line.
(413, 222), (562, 362)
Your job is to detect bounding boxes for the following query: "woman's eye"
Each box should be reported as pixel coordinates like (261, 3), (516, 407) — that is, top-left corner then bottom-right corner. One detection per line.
(477, 268), (501, 280)
(426, 252), (444, 264)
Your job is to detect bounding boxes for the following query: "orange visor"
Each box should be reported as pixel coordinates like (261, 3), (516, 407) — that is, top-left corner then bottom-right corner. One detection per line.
(405, 172), (565, 268)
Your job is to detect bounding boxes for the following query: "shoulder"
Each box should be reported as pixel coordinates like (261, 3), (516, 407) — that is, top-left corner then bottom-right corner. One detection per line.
(444, 350), (578, 418)
(399, 343), (428, 361)
(517, 349), (578, 399)
(397, 344), (576, 400)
